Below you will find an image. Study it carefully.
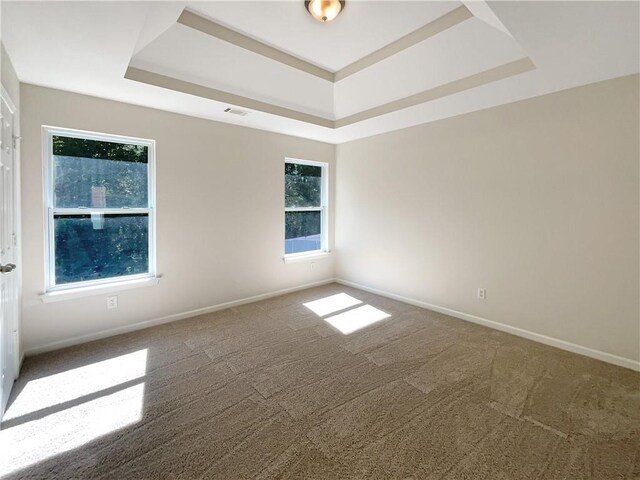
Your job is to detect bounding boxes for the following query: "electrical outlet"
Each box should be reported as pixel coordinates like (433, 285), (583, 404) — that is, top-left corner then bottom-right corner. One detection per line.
(107, 295), (118, 309)
(477, 288), (486, 300)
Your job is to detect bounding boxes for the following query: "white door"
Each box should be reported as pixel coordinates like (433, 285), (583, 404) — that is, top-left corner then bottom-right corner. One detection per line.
(0, 88), (19, 419)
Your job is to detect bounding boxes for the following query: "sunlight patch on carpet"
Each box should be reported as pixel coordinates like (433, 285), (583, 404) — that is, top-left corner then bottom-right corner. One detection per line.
(324, 305), (391, 334)
(3, 349), (148, 422)
(303, 293), (362, 317)
(0, 382), (145, 476)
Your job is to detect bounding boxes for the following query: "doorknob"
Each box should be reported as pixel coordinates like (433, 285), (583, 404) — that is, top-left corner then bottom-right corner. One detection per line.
(0, 263), (16, 274)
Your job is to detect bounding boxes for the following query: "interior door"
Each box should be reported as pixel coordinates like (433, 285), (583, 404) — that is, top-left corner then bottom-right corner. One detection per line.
(0, 89), (19, 419)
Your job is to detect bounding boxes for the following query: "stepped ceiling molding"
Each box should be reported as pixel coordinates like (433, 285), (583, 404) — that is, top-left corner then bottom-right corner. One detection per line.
(3, 1), (639, 143)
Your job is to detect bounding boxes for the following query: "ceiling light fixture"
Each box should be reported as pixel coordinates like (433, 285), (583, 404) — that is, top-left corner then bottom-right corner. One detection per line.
(305, 0), (345, 23)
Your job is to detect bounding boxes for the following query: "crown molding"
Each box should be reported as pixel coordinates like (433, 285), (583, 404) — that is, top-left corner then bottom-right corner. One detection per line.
(334, 5), (473, 81)
(124, 66), (335, 128)
(125, 56), (535, 129)
(334, 57), (536, 128)
(177, 9), (334, 82)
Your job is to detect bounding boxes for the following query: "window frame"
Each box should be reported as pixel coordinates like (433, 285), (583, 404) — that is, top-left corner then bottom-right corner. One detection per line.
(42, 126), (156, 293)
(284, 157), (329, 260)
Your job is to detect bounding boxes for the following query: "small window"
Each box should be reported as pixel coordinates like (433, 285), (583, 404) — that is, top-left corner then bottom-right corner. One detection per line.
(284, 158), (328, 256)
(43, 127), (155, 291)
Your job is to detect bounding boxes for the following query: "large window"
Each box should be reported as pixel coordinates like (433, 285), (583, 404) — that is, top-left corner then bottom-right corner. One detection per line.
(285, 158), (328, 257)
(44, 127), (155, 291)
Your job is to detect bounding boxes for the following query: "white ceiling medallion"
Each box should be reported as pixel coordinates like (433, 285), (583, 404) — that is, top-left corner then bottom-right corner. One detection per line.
(305, 0), (345, 23)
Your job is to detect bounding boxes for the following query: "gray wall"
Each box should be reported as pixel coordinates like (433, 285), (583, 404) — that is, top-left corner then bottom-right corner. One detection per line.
(335, 75), (640, 365)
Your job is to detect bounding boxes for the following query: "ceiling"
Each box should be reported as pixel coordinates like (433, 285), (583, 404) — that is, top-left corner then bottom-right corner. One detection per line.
(2, 1), (639, 144)
(187, 1), (461, 72)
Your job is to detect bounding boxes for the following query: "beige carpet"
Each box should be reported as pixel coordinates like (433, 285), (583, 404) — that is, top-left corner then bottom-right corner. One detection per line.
(1, 283), (639, 479)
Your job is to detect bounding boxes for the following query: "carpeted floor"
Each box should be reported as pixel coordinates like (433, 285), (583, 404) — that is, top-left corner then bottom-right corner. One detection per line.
(1, 283), (639, 479)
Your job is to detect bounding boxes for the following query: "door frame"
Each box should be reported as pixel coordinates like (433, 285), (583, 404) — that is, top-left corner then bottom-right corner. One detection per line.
(0, 83), (22, 418)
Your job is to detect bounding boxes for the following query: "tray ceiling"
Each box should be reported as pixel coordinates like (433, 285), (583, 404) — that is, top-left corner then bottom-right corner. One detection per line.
(187, 1), (461, 72)
(3, 1), (638, 144)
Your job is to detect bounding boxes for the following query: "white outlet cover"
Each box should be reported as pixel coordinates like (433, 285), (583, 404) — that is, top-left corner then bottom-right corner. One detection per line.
(107, 295), (118, 309)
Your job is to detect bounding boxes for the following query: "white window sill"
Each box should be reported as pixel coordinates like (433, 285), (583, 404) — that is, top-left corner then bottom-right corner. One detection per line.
(40, 276), (161, 303)
(283, 251), (331, 263)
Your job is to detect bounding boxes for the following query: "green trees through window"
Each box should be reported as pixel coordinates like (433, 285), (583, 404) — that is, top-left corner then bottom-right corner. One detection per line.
(48, 133), (153, 286)
(285, 161), (324, 254)
(54, 214), (149, 284)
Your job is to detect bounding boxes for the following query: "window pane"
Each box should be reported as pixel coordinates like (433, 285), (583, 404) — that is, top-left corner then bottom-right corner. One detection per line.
(285, 211), (321, 254)
(285, 163), (321, 208)
(54, 213), (149, 285)
(53, 135), (148, 208)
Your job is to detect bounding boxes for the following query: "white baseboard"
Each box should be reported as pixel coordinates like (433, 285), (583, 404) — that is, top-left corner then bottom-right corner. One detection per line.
(24, 278), (336, 356)
(24, 276), (640, 373)
(336, 278), (640, 372)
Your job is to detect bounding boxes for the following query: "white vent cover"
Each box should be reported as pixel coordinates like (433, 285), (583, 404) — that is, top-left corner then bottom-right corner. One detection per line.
(224, 107), (249, 116)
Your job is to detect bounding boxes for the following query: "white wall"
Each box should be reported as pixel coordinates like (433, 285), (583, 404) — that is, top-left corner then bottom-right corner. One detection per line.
(19, 75), (640, 368)
(2, 44), (20, 109)
(20, 84), (335, 353)
(335, 74), (640, 366)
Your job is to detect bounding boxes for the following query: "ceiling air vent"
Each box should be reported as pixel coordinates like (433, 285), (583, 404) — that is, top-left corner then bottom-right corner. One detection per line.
(224, 107), (248, 116)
